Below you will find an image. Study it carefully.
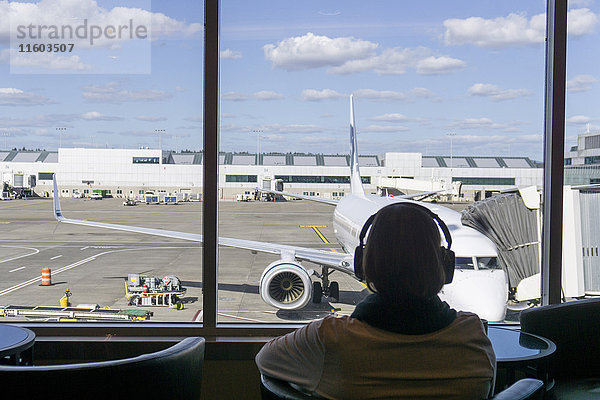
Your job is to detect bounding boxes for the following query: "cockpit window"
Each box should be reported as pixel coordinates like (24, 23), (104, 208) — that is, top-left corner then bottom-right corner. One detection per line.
(455, 257), (475, 270)
(477, 257), (499, 270)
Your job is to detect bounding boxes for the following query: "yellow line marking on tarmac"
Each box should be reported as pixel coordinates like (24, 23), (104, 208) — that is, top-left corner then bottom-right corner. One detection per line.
(300, 225), (338, 252)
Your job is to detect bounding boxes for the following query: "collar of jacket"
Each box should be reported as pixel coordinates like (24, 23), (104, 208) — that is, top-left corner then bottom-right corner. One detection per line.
(350, 293), (457, 335)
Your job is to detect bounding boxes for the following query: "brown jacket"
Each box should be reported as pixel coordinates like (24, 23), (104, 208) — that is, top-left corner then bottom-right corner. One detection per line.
(256, 312), (495, 399)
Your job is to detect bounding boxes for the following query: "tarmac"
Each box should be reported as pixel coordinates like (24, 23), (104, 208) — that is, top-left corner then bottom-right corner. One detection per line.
(0, 197), (367, 323)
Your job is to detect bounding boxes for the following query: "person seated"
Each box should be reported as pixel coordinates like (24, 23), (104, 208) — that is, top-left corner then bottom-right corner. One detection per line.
(256, 202), (496, 399)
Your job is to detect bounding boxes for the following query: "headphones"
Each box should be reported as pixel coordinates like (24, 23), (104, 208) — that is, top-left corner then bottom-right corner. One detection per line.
(354, 202), (455, 285)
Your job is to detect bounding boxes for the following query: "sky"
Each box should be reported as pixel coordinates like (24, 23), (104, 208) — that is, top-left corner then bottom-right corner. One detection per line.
(0, 0), (598, 161)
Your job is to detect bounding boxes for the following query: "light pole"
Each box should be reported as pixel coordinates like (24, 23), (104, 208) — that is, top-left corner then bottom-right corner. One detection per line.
(0, 132), (9, 150)
(447, 132), (456, 175)
(252, 129), (263, 164)
(155, 129), (166, 150)
(56, 127), (67, 149)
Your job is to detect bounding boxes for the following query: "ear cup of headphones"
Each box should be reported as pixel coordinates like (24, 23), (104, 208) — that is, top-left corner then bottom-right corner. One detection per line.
(354, 245), (364, 281)
(441, 247), (455, 284)
(354, 213), (376, 282)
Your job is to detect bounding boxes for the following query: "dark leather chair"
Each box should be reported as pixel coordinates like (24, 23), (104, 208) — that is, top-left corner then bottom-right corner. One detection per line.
(520, 298), (600, 399)
(260, 374), (544, 400)
(0, 336), (204, 399)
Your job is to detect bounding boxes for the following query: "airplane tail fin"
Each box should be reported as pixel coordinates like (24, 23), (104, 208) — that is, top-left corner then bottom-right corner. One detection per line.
(349, 95), (366, 198)
(52, 175), (64, 221)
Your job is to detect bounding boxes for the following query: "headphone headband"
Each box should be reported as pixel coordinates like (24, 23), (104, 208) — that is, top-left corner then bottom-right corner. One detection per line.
(358, 202), (452, 249)
(354, 202), (455, 285)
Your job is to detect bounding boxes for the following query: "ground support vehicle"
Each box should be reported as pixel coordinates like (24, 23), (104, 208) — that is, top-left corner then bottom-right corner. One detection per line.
(125, 274), (186, 309)
(0, 305), (152, 321)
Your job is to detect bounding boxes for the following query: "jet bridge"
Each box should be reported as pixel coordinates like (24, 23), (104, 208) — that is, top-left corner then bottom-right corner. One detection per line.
(462, 185), (600, 301)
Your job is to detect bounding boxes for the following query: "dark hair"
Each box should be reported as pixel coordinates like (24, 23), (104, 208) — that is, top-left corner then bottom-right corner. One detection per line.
(362, 203), (445, 301)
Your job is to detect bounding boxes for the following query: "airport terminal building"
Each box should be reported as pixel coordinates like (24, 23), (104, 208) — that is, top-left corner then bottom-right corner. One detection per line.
(0, 147), (543, 201)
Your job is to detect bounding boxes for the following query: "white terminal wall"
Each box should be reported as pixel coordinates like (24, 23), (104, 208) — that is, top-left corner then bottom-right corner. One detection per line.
(0, 149), (542, 197)
(58, 148), (201, 189)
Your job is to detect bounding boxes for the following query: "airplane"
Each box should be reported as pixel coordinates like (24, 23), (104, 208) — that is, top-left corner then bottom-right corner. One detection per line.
(52, 95), (508, 322)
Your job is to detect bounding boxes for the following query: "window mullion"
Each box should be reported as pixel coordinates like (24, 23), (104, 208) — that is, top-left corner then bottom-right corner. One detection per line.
(541, 0), (567, 305)
(203, 0), (219, 328)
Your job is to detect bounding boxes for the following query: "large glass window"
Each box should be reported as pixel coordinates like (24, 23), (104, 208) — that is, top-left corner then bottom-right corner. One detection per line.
(0, 0), (203, 323)
(218, 0), (545, 325)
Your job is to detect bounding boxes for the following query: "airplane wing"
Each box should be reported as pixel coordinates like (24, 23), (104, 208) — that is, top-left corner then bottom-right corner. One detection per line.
(256, 188), (339, 205)
(258, 187), (441, 204)
(53, 178), (353, 273)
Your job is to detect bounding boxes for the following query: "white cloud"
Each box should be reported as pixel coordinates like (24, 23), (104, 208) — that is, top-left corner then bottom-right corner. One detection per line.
(1, 49), (91, 71)
(263, 32), (378, 71)
(568, 8), (599, 35)
(364, 125), (410, 133)
(369, 113), (411, 122)
(266, 124), (323, 134)
(219, 123), (248, 132)
(354, 89), (408, 101)
(409, 87), (436, 98)
(354, 88), (436, 102)
(220, 49), (242, 59)
(0, 0), (201, 47)
(264, 33), (466, 76)
(119, 129), (170, 137)
(31, 128), (49, 136)
(259, 133), (286, 142)
(446, 118), (525, 132)
(221, 92), (249, 101)
(253, 90), (284, 100)
(136, 116), (167, 122)
(567, 115), (593, 124)
(299, 135), (338, 144)
(444, 8), (598, 48)
(317, 10), (342, 17)
(468, 83), (531, 101)
(0, 87), (55, 106)
(416, 56), (466, 75)
(567, 74), (598, 92)
(82, 82), (172, 102)
(301, 89), (345, 101)
(451, 133), (543, 145)
(0, 113), (78, 128)
(221, 91), (284, 101)
(570, 0), (592, 6)
(81, 111), (122, 121)
(220, 123), (323, 135)
(329, 47), (428, 75)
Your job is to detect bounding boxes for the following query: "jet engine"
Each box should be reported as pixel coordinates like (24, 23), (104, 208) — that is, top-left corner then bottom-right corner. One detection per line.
(260, 260), (312, 310)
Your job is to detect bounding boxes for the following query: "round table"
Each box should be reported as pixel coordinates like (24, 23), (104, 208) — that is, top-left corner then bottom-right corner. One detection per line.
(0, 324), (36, 365)
(488, 326), (556, 387)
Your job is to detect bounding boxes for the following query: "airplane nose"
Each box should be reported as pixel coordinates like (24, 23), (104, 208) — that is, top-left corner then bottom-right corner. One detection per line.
(440, 272), (508, 323)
